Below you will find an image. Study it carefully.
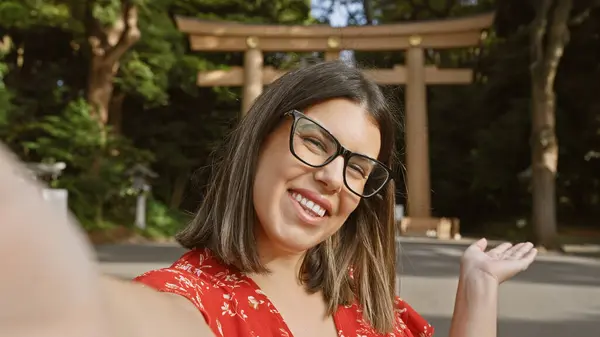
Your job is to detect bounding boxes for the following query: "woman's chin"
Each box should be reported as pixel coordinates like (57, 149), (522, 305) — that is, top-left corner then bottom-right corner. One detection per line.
(263, 226), (322, 256)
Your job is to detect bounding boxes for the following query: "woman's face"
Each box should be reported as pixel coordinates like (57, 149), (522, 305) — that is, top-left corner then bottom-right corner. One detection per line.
(253, 98), (382, 256)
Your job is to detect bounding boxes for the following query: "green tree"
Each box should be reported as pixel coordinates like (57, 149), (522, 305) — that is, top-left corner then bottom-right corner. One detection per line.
(121, 0), (313, 211)
(496, 0), (600, 248)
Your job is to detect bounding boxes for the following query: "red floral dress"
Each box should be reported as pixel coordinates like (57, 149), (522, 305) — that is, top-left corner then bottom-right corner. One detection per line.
(134, 249), (434, 337)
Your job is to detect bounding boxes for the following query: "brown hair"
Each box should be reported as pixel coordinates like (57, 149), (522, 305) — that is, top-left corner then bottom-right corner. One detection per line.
(176, 61), (399, 333)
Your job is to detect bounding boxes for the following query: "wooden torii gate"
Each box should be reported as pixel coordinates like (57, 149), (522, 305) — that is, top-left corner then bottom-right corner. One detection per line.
(175, 13), (494, 238)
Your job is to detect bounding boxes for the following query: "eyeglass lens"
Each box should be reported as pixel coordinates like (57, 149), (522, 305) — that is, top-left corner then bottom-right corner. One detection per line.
(291, 116), (389, 197)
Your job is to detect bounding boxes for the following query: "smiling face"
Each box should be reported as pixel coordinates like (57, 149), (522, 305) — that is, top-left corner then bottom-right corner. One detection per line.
(252, 98), (382, 256)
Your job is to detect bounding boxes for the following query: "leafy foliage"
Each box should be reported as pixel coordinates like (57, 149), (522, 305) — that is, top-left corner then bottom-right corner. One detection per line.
(0, 0), (311, 237)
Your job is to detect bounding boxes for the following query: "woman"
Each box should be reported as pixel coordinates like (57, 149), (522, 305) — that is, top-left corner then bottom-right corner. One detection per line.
(0, 61), (536, 337)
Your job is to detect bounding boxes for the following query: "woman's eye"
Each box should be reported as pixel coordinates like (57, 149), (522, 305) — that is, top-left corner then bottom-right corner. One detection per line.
(304, 137), (326, 150)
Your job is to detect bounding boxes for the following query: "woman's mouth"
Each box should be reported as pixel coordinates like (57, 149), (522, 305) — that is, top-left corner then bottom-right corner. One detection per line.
(289, 191), (327, 220)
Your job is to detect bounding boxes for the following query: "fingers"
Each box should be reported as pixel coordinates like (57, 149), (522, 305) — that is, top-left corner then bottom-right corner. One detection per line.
(487, 242), (513, 257)
(487, 241), (538, 263)
(521, 245), (538, 264)
(501, 242), (538, 274)
(471, 238), (488, 251)
(504, 242), (535, 260)
(510, 244), (538, 274)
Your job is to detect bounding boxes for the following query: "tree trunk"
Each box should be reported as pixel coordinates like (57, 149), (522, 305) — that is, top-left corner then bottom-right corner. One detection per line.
(362, 0), (374, 24)
(87, 61), (115, 127)
(86, 1), (140, 173)
(529, 0), (573, 250)
(108, 91), (125, 134)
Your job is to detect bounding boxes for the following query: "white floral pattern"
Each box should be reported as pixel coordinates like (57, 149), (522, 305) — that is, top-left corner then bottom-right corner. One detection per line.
(134, 249), (434, 337)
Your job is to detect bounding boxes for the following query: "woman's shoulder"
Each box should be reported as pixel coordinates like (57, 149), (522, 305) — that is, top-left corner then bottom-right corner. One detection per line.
(133, 250), (250, 309)
(337, 296), (434, 337)
(133, 248), (249, 294)
(133, 249), (262, 335)
(134, 248), (212, 284)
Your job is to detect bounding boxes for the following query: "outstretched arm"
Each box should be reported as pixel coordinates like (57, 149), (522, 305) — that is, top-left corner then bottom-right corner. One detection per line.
(0, 144), (214, 337)
(448, 270), (499, 337)
(102, 278), (214, 337)
(448, 239), (537, 337)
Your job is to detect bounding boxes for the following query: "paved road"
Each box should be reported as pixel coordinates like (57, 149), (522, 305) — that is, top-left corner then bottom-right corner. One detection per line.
(97, 238), (600, 337)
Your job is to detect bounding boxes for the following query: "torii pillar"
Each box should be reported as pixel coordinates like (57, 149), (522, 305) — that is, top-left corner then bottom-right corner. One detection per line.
(242, 36), (263, 115)
(240, 36), (341, 115)
(325, 37), (341, 61)
(405, 35), (431, 217)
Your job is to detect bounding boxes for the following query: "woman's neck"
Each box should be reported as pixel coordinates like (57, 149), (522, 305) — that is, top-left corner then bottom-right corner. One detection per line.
(249, 235), (307, 290)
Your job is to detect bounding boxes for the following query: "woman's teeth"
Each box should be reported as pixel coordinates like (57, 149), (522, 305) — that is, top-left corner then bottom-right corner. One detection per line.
(290, 192), (327, 217)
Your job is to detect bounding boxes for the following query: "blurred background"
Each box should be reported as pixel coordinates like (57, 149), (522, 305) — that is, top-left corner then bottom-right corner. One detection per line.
(1, 0), (599, 336)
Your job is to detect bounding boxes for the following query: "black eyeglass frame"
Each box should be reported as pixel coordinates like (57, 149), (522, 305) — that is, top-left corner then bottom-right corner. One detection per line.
(284, 109), (394, 198)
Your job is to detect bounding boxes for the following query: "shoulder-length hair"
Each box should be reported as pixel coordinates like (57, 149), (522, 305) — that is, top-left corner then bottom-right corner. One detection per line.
(176, 61), (399, 333)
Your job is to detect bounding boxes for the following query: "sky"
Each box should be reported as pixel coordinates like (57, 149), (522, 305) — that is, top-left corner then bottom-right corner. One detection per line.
(310, 0), (352, 27)
(310, 0), (363, 61)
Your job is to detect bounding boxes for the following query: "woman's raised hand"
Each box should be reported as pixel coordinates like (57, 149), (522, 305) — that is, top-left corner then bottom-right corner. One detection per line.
(460, 238), (538, 284)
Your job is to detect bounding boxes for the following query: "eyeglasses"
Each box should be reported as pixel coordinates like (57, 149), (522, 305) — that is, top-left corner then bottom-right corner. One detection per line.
(284, 110), (393, 198)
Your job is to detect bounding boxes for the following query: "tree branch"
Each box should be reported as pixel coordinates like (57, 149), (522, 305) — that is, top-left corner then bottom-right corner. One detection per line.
(530, 0), (553, 79)
(104, 1), (140, 66)
(542, 0), (573, 84)
(568, 0), (600, 25)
